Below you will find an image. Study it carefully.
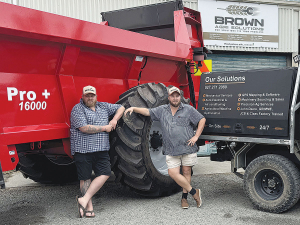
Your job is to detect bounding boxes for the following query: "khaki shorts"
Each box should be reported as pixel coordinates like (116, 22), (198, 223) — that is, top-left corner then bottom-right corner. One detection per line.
(166, 153), (198, 169)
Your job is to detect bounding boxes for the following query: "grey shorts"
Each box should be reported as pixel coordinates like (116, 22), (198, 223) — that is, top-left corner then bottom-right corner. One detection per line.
(166, 153), (198, 169)
(73, 151), (111, 180)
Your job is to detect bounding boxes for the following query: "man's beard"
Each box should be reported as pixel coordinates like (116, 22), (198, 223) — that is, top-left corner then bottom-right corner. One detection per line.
(170, 101), (180, 107)
(84, 99), (97, 107)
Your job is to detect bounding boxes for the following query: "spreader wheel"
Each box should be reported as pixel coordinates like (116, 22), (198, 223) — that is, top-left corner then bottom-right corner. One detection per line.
(17, 151), (77, 184)
(110, 83), (189, 196)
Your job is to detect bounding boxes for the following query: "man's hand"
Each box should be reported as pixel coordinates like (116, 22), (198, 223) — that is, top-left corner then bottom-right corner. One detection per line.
(109, 119), (118, 130)
(109, 106), (125, 130)
(103, 124), (113, 133)
(187, 136), (199, 146)
(124, 107), (150, 117)
(187, 117), (206, 146)
(124, 107), (135, 116)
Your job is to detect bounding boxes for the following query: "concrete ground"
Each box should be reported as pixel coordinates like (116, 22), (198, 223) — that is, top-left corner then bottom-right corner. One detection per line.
(3, 157), (300, 225)
(193, 157), (232, 175)
(1, 160), (300, 225)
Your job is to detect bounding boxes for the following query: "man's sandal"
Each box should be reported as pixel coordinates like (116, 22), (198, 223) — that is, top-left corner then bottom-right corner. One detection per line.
(85, 210), (95, 218)
(76, 196), (86, 218)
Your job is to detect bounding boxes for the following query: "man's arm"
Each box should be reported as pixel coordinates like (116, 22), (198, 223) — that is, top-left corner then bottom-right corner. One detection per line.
(187, 117), (206, 146)
(109, 106), (125, 129)
(79, 124), (112, 134)
(124, 107), (150, 117)
(194, 117), (206, 138)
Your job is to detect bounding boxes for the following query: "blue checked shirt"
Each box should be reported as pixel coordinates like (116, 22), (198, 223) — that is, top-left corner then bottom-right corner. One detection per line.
(149, 103), (204, 156)
(70, 99), (122, 155)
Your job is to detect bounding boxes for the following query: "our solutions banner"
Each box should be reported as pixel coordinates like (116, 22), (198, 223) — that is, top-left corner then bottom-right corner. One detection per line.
(198, 0), (278, 48)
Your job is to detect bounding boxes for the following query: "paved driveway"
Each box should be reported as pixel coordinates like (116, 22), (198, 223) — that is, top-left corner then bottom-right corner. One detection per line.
(1, 170), (300, 225)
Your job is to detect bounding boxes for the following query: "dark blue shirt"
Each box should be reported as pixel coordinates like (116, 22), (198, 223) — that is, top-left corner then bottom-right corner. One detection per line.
(149, 103), (204, 156)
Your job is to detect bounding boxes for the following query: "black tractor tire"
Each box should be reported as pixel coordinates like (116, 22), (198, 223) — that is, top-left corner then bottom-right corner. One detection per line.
(17, 153), (77, 184)
(110, 82), (189, 196)
(244, 154), (300, 213)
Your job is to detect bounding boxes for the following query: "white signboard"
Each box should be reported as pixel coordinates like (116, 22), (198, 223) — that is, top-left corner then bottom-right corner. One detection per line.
(198, 0), (278, 48)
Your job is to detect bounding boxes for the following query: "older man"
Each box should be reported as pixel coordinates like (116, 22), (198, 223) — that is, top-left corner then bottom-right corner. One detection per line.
(125, 86), (206, 209)
(70, 85), (125, 218)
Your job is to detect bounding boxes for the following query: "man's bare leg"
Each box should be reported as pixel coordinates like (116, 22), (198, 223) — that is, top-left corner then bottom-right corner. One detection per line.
(78, 175), (110, 217)
(80, 179), (94, 217)
(169, 166), (201, 208)
(182, 166), (192, 194)
(168, 167), (192, 192)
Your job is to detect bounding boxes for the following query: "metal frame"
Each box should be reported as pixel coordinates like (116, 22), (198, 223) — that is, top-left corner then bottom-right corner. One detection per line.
(200, 63), (300, 154)
(232, 143), (256, 172)
(200, 135), (291, 146)
(0, 162), (5, 189)
(289, 63), (300, 153)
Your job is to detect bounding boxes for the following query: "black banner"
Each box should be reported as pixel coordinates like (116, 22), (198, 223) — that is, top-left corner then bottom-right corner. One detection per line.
(198, 68), (297, 137)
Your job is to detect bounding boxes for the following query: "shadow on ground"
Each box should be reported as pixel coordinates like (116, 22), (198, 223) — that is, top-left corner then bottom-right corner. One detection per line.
(0, 204), (46, 225)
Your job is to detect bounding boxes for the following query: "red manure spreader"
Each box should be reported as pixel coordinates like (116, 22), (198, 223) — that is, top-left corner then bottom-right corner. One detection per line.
(0, 0), (206, 196)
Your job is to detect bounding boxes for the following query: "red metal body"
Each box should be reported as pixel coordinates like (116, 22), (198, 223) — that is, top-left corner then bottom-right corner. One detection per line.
(0, 2), (204, 171)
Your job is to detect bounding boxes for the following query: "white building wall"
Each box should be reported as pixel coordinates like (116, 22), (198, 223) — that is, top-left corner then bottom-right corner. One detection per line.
(1, 0), (13, 3)
(183, 0), (198, 10)
(2, 0), (176, 24)
(0, 0), (198, 23)
(0, 0), (299, 55)
(279, 7), (299, 53)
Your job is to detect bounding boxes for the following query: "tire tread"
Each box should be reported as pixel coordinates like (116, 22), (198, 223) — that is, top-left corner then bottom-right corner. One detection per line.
(244, 154), (300, 213)
(110, 83), (187, 196)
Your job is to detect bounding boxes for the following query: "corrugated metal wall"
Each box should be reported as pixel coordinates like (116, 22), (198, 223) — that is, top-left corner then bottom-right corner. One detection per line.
(16, 0), (148, 24)
(0, 0), (191, 24)
(1, 0), (13, 3)
(279, 7), (298, 53)
(182, 0), (197, 10)
(0, 0), (298, 54)
(0, 0), (198, 23)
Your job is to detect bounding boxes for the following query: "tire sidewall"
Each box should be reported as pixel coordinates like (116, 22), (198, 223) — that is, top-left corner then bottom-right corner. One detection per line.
(141, 118), (177, 187)
(244, 154), (300, 212)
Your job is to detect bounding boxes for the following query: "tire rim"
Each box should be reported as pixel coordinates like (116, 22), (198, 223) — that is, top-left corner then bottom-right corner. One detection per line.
(254, 169), (284, 200)
(149, 121), (168, 176)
